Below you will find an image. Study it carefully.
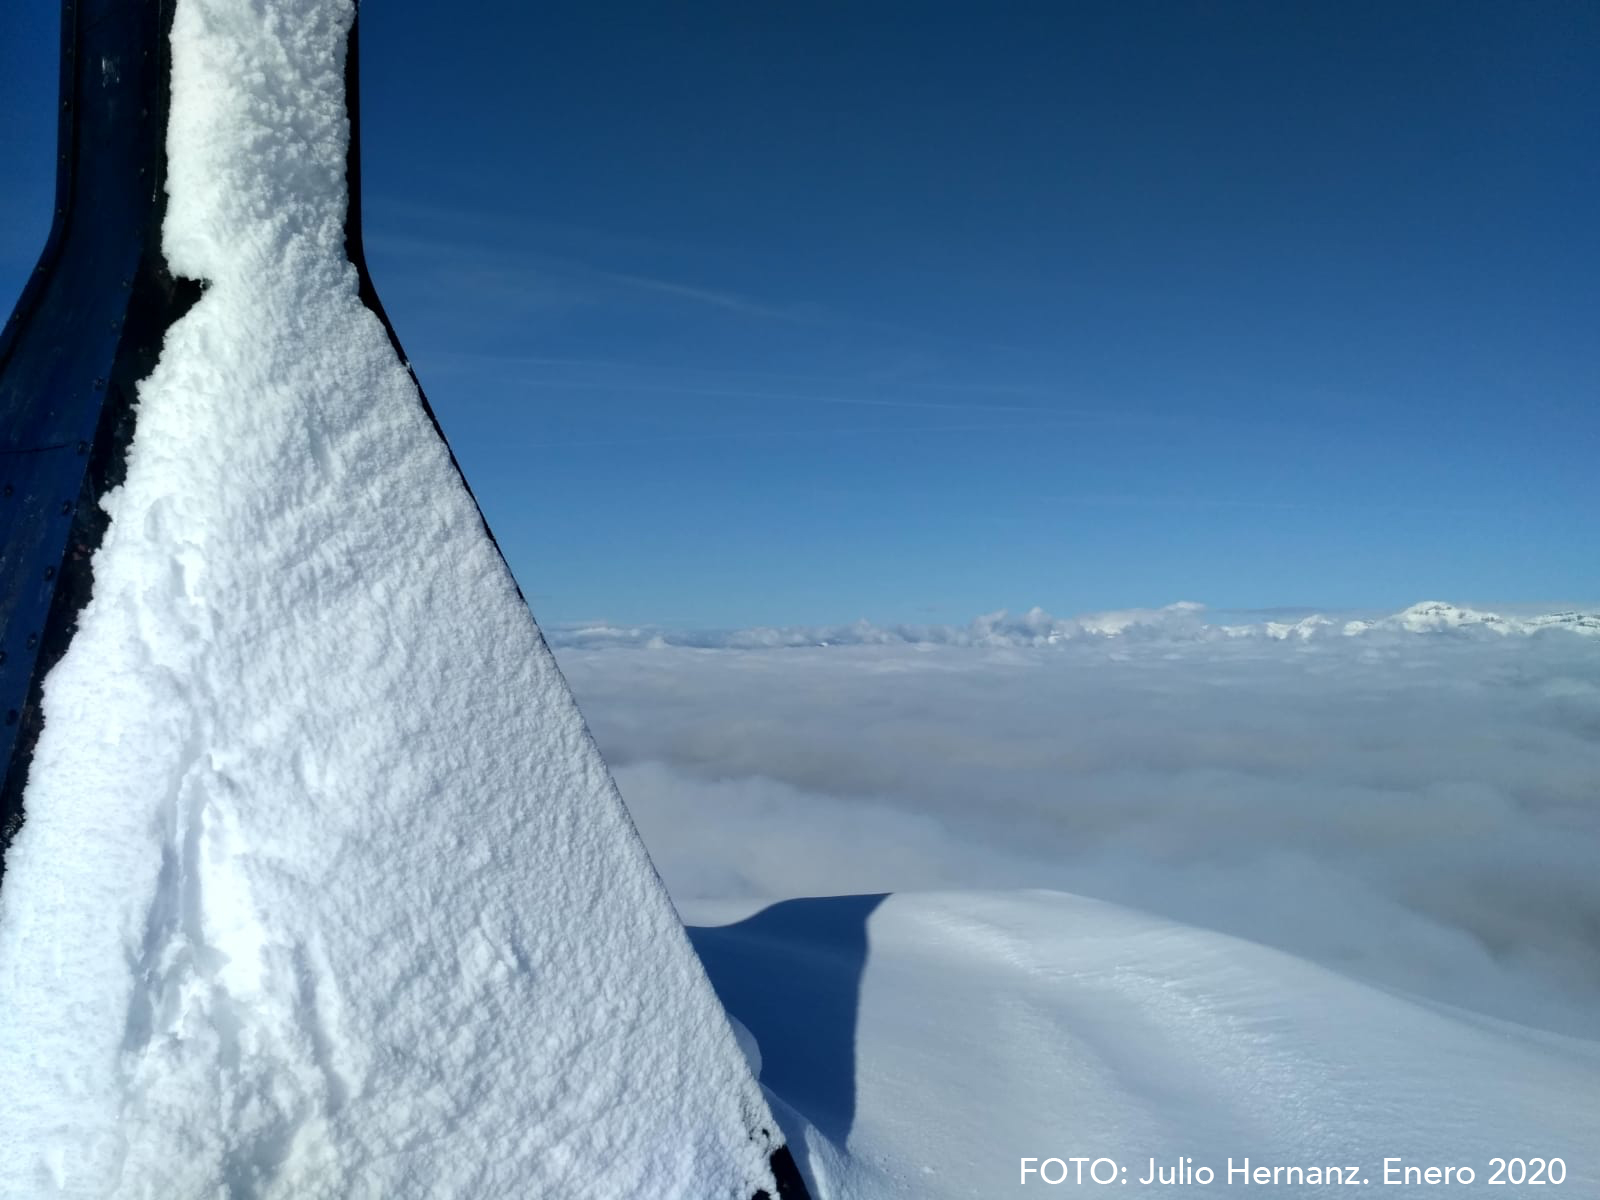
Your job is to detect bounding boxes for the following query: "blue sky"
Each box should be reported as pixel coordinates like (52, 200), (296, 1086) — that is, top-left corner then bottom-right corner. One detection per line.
(3, 2), (1596, 627)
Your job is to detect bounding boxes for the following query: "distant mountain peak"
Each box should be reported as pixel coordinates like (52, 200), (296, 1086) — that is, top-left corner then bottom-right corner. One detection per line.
(550, 600), (1600, 651)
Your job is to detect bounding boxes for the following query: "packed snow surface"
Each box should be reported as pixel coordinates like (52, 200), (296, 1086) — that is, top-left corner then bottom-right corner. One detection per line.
(0, 2), (778, 1197)
(687, 890), (1600, 1199)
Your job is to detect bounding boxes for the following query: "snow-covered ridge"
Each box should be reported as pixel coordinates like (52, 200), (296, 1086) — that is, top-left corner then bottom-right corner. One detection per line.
(551, 600), (1600, 650)
(685, 890), (1600, 1200)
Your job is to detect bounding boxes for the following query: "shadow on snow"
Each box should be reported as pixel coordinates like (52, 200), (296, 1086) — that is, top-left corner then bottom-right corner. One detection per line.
(689, 893), (889, 1148)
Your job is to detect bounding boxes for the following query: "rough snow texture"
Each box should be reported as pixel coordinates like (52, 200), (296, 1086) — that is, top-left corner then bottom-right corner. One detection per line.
(0, 2), (778, 1196)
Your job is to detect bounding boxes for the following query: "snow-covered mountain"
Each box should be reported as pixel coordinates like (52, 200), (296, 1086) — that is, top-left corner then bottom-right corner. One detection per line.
(1527, 609), (1600, 634)
(551, 600), (1600, 650)
(1344, 600), (1518, 636)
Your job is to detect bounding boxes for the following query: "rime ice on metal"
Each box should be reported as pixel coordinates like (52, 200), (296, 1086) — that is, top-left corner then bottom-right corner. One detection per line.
(0, 2), (787, 1196)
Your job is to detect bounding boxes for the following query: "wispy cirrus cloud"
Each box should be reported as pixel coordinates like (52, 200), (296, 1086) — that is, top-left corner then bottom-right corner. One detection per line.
(587, 268), (793, 318)
(362, 199), (1050, 358)
(366, 226), (790, 319)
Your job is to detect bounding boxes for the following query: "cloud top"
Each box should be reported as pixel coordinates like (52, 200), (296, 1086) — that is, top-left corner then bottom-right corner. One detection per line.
(549, 600), (1600, 650)
(558, 624), (1600, 1041)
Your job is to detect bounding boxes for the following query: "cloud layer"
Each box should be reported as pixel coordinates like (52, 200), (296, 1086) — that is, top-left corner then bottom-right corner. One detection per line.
(556, 620), (1600, 1039)
(548, 599), (1600, 650)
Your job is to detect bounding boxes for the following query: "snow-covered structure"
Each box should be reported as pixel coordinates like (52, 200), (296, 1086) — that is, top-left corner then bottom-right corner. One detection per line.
(0, 3), (804, 1197)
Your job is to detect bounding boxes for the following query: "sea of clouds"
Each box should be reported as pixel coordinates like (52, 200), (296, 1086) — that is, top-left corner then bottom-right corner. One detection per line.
(553, 604), (1600, 1039)
(548, 599), (1600, 650)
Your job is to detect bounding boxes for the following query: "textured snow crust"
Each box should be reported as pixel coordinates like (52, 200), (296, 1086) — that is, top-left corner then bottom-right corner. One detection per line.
(0, 2), (776, 1196)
